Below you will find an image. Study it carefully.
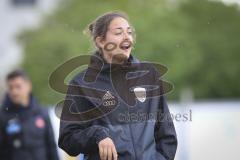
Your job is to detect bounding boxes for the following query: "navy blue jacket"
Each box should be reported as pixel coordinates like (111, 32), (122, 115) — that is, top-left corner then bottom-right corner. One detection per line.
(0, 95), (59, 160)
(58, 51), (177, 160)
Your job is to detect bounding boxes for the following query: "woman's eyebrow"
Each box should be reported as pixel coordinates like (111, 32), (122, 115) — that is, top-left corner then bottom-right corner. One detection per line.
(113, 27), (131, 30)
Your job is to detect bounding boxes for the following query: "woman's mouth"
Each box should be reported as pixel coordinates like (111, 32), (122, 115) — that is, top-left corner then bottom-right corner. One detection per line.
(120, 41), (132, 51)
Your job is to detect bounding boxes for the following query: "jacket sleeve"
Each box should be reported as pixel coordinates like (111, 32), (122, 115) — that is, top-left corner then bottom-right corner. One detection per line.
(43, 109), (59, 160)
(58, 80), (110, 157)
(0, 113), (3, 156)
(154, 95), (178, 160)
(0, 111), (8, 159)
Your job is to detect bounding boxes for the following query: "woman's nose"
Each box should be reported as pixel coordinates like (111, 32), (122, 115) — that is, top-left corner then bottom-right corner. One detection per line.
(123, 31), (130, 40)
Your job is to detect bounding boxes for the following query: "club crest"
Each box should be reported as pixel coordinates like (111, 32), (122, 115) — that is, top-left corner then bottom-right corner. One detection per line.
(134, 87), (146, 102)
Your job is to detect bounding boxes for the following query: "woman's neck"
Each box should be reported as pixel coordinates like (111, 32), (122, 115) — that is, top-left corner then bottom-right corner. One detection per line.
(99, 51), (129, 64)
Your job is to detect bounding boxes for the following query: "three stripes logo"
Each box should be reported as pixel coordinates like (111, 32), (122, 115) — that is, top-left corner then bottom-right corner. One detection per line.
(102, 91), (116, 106)
(103, 91), (115, 100)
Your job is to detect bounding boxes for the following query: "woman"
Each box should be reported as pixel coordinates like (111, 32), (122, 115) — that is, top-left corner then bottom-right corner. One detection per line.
(58, 11), (177, 160)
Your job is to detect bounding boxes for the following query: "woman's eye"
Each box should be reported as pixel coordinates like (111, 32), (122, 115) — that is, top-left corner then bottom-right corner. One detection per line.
(114, 31), (132, 35)
(115, 32), (122, 35)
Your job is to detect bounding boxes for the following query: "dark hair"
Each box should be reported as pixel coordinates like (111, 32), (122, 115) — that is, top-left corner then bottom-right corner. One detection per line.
(85, 11), (135, 49)
(6, 69), (29, 81)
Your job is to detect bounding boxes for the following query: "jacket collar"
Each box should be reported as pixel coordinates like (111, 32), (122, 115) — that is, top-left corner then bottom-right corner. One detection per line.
(88, 50), (139, 73)
(1, 94), (39, 113)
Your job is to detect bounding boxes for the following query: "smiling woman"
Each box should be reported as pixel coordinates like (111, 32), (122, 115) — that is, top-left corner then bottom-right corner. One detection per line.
(58, 11), (178, 160)
(85, 11), (135, 64)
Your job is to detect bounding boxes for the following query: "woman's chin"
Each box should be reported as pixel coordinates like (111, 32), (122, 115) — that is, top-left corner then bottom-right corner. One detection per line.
(111, 53), (129, 64)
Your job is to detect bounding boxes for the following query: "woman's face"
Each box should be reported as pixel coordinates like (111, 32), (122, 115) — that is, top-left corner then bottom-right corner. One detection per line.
(97, 17), (134, 63)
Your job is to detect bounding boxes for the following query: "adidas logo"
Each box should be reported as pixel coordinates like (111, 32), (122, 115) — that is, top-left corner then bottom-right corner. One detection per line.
(103, 91), (114, 100)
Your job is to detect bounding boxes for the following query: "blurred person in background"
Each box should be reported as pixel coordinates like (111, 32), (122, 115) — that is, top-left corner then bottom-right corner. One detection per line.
(58, 11), (177, 160)
(0, 69), (59, 160)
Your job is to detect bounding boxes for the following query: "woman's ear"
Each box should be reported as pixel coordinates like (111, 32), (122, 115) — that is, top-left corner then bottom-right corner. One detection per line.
(95, 37), (105, 49)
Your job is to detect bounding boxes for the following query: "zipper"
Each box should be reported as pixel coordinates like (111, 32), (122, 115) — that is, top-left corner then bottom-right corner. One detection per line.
(128, 123), (137, 160)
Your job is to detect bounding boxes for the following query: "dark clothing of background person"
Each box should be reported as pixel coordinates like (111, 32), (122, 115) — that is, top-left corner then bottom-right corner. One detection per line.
(58, 51), (178, 160)
(0, 94), (59, 160)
